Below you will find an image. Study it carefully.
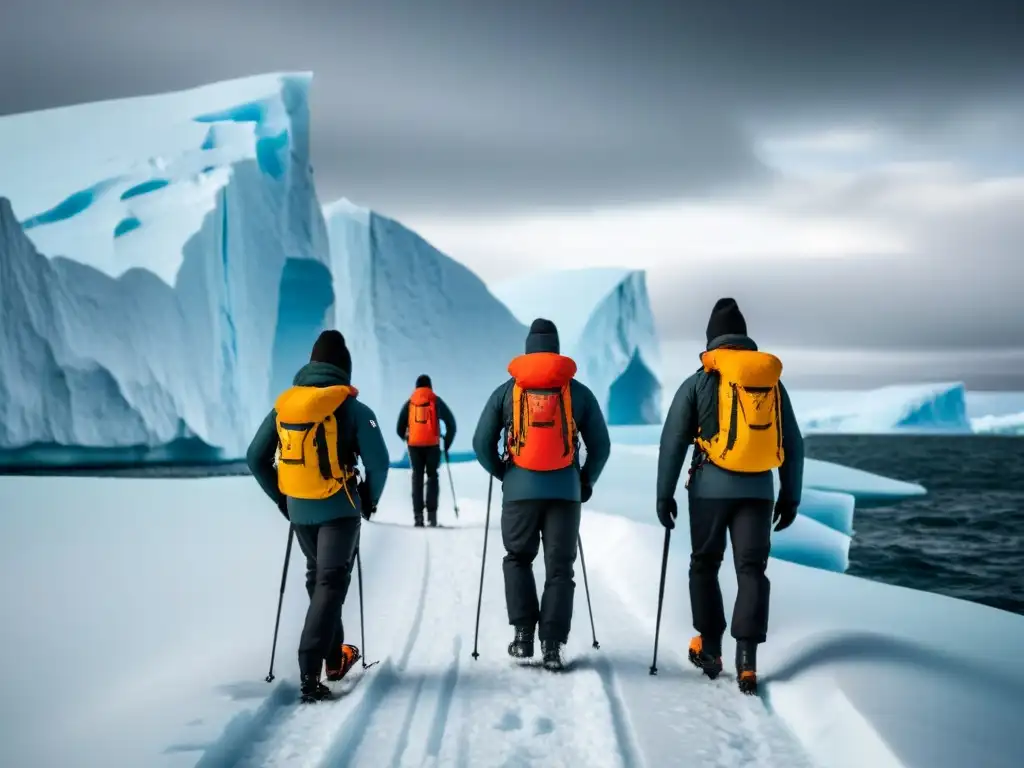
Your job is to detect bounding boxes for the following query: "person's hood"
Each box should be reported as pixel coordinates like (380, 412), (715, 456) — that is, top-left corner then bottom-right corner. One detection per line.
(292, 362), (352, 388)
(705, 334), (758, 353)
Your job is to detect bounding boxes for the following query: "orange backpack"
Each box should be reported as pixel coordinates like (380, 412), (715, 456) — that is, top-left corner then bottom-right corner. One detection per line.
(407, 387), (441, 447)
(506, 353), (578, 472)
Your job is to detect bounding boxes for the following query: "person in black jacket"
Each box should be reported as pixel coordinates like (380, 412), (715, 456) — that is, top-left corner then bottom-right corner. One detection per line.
(656, 299), (804, 695)
(395, 375), (457, 527)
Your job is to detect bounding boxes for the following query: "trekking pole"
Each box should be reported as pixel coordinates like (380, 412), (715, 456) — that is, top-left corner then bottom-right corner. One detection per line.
(471, 474), (494, 659)
(577, 535), (600, 649)
(356, 547), (379, 670)
(649, 528), (672, 675)
(265, 524), (295, 683)
(444, 449), (460, 519)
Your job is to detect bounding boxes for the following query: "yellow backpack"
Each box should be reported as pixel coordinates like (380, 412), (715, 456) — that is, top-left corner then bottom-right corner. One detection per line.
(274, 384), (359, 500)
(695, 348), (784, 473)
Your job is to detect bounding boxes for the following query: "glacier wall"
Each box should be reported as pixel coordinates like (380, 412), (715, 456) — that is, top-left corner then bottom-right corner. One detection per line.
(0, 74), (332, 465)
(491, 268), (662, 425)
(324, 199), (527, 458)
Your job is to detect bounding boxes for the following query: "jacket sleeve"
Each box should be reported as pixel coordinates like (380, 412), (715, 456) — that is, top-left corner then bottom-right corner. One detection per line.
(575, 383), (611, 485)
(436, 397), (457, 450)
(472, 383), (508, 480)
(355, 404), (391, 506)
(396, 400), (410, 441)
(657, 376), (697, 501)
(246, 410), (284, 507)
(777, 382), (804, 505)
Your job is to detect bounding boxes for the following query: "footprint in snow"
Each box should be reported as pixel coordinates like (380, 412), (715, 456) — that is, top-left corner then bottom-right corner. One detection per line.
(496, 709), (523, 732)
(533, 716), (555, 735)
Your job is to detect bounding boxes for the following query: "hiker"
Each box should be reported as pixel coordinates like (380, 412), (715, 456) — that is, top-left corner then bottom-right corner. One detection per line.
(395, 374), (457, 527)
(246, 330), (390, 703)
(473, 318), (611, 671)
(655, 298), (804, 695)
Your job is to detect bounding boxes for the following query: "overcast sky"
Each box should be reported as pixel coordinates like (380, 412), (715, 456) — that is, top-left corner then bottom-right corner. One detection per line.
(1, 0), (1022, 388)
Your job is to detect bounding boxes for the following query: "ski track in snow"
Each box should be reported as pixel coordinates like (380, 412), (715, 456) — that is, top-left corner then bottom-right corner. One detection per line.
(197, 510), (818, 768)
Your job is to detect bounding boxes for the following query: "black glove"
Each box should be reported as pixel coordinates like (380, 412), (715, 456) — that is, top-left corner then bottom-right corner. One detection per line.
(773, 499), (798, 532)
(580, 471), (593, 504)
(656, 498), (678, 530)
(357, 482), (375, 521)
(276, 496), (290, 521)
(443, 443), (451, 461)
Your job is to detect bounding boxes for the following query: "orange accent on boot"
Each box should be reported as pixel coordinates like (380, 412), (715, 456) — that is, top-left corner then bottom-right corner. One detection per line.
(739, 670), (757, 681)
(689, 635), (703, 654)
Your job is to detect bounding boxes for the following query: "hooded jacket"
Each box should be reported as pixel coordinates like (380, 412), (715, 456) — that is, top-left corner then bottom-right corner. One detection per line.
(472, 319), (611, 503)
(246, 362), (390, 525)
(656, 333), (804, 504)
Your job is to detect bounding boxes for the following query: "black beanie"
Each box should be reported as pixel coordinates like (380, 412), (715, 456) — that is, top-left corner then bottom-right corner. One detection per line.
(310, 329), (352, 373)
(415, 374), (432, 389)
(525, 318), (560, 354)
(705, 298), (747, 345)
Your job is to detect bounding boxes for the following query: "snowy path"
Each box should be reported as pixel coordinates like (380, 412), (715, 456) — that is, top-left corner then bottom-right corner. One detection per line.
(197, 495), (817, 768)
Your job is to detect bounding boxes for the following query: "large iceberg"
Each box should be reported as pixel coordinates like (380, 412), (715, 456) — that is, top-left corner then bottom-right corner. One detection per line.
(0, 73), (331, 465)
(796, 382), (973, 434)
(323, 199), (527, 458)
(492, 268), (662, 425)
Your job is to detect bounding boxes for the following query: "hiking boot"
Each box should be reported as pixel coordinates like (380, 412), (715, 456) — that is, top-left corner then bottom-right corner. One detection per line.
(325, 644), (361, 682)
(541, 641), (565, 672)
(688, 635), (724, 680)
(300, 674), (332, 703)
(735, 640), (758, 695)
(507, 625), (535, 659)
(414, 518), (425, 528)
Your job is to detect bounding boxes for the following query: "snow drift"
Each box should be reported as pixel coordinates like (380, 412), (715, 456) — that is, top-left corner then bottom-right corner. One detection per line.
(492, 268), (662, 426)
(323, 199), (527, 458)
(795, 382), (973, 434)
(0, 73), (331, 466)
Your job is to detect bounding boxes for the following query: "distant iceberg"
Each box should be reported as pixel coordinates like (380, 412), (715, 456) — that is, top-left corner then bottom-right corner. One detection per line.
(323, 199), (526, 458)
(972, 411), (1024, 436)
(797, 382), (973, 434)
(492, 268), (662, 425)
(0, 73), (330, 466)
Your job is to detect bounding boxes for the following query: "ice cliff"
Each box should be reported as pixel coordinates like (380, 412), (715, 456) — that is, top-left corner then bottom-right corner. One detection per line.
(491, 268), (662, 425)
(323, 199), (526, 458)
(0, 73), (331, 465)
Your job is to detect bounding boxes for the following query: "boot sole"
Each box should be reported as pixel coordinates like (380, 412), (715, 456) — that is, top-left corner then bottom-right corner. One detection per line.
(688, 649), (723, 680)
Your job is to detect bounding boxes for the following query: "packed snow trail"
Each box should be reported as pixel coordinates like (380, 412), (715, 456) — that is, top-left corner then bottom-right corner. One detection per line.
(200, 475), (816, 768)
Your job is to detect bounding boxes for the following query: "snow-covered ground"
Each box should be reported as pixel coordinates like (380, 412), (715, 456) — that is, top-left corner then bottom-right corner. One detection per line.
(2, 448), (1022, 768)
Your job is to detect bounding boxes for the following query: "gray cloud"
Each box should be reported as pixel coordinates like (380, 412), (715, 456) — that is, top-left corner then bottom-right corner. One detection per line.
(1, 0), (1022, 215)
(647, 171), (1024, 358)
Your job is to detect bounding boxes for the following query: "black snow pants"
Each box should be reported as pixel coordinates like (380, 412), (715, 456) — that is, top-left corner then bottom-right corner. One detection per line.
(688, 497), (773, 647)
(409, 444), (441, 525)
(294, 516), (361, 677)
(501, 499), (582, 644)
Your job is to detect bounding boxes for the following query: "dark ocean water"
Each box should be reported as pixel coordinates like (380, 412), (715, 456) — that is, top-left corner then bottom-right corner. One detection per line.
(806, 434), (1024, 617)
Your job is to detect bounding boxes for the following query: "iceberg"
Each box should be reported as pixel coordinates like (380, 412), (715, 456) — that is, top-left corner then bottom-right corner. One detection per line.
(972, 411), (1024, 435)
(796, 382), (973, 434)
(323, 199), (527, 458)
(0, 74), (332, 466)
(492, 268), (662, 425)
